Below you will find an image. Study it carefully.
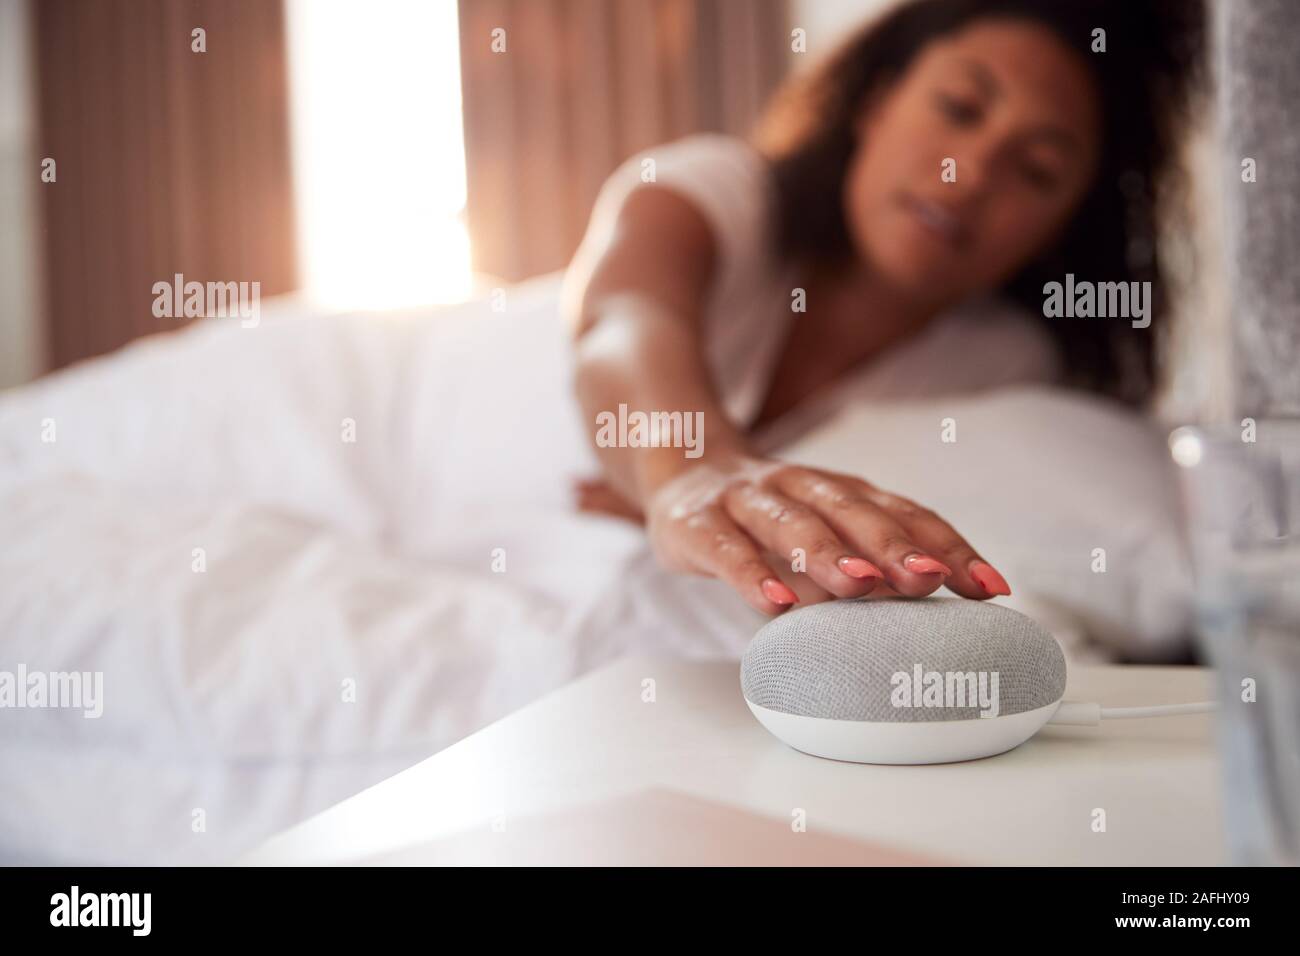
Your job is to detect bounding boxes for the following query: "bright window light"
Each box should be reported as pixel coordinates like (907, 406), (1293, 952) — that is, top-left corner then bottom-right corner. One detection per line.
(286, 0), (471, 310)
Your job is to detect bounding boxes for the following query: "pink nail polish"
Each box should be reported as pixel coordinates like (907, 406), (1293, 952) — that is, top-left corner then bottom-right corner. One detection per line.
(970, 561), (1011, 596)
(837, 556), (884, 580)
(904, 554), (952, 576)
(761, 578), (798, 605)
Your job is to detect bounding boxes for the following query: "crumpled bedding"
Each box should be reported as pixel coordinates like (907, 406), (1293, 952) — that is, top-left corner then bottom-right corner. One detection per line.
(0, 272), (1184, 864)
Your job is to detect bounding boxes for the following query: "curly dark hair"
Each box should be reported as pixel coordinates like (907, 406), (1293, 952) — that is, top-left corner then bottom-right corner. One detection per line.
(752, 0), (1205, 406)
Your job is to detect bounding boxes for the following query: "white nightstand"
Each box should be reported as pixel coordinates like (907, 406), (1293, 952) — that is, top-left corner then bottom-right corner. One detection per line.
(241, 656), (1224, 866)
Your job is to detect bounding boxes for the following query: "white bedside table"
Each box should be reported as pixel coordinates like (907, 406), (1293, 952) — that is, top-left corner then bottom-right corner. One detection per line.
(241, 656), (1225, 866)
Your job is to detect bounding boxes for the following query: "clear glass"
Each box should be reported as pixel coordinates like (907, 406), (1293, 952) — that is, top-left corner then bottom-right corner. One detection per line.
(1170, 419), (1300, 865)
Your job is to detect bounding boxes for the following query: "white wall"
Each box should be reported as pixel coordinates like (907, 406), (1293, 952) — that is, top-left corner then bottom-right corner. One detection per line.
(789, 0), (896, 68)
(0, 0), (43, 388)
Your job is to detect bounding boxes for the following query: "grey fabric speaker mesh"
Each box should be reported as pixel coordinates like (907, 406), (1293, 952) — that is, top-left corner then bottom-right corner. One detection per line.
(741, 598), (1066, 722)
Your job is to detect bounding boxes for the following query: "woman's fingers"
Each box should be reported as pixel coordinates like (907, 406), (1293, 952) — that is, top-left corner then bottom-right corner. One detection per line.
(645, 459), (1007, 614)
(677, 507), (800, 616)
(778, 567), (836, 605)
(769, 468), (952, 598)
(720, 483), (882, 599)
(870, 490), (1012, 600)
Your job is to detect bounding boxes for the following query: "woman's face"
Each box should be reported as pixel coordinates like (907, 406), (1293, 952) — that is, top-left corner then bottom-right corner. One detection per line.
(845, 18), (1101, 301)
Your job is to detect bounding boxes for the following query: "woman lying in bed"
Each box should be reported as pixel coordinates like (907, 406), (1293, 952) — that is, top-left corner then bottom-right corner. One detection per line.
(562, 0), (1201, 616)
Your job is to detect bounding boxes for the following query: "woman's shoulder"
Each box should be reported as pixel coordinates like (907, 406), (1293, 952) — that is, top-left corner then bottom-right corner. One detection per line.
(590, 133), (778, 273)
(598, 133), (772, 197)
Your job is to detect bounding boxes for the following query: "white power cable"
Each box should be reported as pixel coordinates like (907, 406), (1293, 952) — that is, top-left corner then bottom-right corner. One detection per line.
(1047, 700), (1217, 727)
(1100, 702), (1217, 719)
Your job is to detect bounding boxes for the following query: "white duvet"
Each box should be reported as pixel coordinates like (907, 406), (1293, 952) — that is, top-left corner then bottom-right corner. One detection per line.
(0, 273), (1193, 864)
(0, 275), (769, 864)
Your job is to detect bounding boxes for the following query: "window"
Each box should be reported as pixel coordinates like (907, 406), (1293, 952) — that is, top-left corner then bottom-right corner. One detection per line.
(286, 0), (471, 309)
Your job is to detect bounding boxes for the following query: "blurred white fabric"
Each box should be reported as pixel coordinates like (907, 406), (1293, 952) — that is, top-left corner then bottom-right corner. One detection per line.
(0, 272), (1189, 864)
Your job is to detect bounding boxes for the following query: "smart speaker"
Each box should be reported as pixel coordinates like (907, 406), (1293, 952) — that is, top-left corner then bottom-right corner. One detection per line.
(741, 597), (1068, 765)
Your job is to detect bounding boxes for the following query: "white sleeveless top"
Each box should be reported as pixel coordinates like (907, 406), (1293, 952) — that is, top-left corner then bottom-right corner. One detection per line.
(583, 134), (1063, 450)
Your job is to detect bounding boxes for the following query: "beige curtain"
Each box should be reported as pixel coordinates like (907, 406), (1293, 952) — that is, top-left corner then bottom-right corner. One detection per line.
(457, 0), (791, 284)
(33, 0), (297, 370)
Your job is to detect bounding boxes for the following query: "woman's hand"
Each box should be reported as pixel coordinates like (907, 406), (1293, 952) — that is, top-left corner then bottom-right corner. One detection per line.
(643, 455), (1011, 616)
(573, 476), (645, 523)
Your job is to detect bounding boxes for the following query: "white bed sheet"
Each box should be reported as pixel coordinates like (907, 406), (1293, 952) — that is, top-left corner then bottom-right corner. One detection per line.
(0, 273), (1173, 864)
(0, 275), (768, 864)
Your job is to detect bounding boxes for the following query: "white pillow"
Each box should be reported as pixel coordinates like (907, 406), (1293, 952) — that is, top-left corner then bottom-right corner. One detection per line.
(776, 385), (1194, 657)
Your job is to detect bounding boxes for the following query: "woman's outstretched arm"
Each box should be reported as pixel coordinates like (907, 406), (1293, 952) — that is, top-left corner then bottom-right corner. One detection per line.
(563, 188), (1010, 615)
(563, 187), (745, 501)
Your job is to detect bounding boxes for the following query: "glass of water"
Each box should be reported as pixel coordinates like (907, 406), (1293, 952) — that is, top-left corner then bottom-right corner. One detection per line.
(1169, 419), (1300, 866)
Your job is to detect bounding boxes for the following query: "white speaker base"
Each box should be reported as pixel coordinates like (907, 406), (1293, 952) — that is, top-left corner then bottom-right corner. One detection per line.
(744, 698), (1063, 765)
